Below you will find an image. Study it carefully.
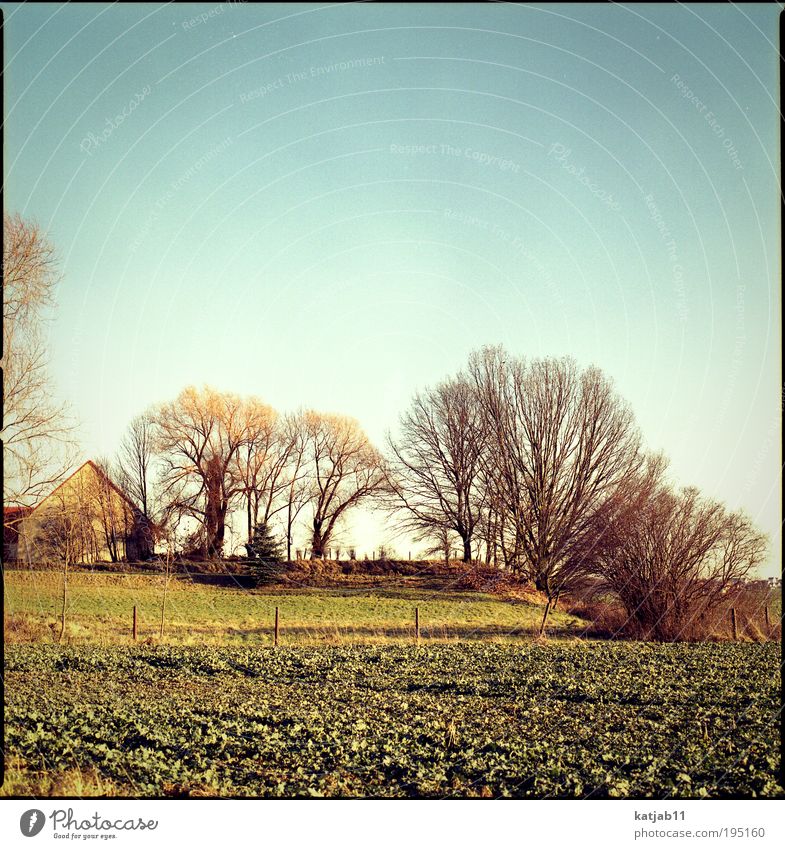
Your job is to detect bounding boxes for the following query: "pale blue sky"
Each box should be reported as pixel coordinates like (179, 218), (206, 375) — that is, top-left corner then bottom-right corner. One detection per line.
(3, 3), (781, 571)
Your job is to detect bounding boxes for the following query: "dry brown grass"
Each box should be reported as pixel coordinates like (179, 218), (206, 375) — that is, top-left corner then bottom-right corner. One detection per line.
(4, 613), (56, 643)
(564, 584), (782, 642)
(564, 598), (630, 638)
(1, 759), (128, 797)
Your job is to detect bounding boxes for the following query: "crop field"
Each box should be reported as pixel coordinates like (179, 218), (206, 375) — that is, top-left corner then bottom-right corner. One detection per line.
(3, 571), (586, 645)
(3, 642), (781, 798)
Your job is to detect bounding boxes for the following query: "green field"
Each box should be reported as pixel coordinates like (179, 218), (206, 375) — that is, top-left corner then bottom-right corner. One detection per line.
(3, 570), (587, 645)
(3, 642), (781, 798)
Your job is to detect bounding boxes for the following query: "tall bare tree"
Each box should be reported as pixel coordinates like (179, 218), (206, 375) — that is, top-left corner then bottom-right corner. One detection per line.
(116, 412), (158, 557)
(233, 400), (290, 544)
(386, 374), (485, 563)
(2, 213), (77, 510)
(469, 346), (644, 623)
(304, 412), (386, 558)
(151, 386), (273, 558)
(117, 413), (155, 517)
(279, 411), (311, 563)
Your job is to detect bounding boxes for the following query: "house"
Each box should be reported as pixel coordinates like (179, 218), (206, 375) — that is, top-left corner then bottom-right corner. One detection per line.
(17, 461), (153, 565)
(3, 505), (32, 563)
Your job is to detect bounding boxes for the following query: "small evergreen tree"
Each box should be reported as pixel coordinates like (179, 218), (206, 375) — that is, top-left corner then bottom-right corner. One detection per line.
(245, 521), (286, 584)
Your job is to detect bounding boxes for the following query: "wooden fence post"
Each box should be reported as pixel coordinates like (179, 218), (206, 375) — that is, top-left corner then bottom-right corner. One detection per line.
(133, 605), (138, 641)
(539, 599), (552, 637)
(415, 607), (420, 646)
(730, 607), (738, 641)
(274, 606), (279, 647)
(764, 605), (770, 631)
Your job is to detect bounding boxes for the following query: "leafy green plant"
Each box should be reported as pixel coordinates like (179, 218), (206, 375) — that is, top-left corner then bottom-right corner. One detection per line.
(4, 643), (781, 799)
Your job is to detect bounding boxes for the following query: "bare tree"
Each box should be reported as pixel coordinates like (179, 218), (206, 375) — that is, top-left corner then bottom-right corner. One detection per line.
(2, 213), (77, 510)
(469, 346), (644, 631)
(279, 411), (311, 563)
(151, 386), (273, 558)
(117, 413), (155, 516)
(27, 485), (95, 642)
(421, 525), (460, 566)
(233, 400), (296, 545)
(156, 505), (185, 639)
(32, 494), (76, 642)
(386, 374), (485, 563)
(304, 412), (386, 558)
(590, 481), (768, 641)
(115, 413), (158, 558)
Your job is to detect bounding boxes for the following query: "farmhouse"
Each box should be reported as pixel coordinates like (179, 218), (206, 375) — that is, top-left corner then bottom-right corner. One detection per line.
(13, 461), (153, 565)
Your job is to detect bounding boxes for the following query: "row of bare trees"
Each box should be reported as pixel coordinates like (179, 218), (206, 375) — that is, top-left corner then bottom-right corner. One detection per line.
(385, 346), (768, 639)
(113, 388), (386, 562)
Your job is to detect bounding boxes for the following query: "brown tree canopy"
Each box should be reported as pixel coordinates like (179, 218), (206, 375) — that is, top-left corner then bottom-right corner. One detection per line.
(2, 213), (77, 508)
(117, 413), (156, 521)
(232, 399), (281, 544)
(304, 411), (386, 558)
(151, 386), (275, 558)
(386, 374), (486, 562)
(469, 345), (644, 599)
(588, 474), (768, 640)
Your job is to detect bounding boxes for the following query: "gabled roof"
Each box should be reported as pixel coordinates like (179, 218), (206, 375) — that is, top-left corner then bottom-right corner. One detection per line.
(27, 460), (139, 516)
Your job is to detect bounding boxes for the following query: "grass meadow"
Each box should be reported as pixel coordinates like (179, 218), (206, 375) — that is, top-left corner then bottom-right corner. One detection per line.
(3, 569), (588, 646)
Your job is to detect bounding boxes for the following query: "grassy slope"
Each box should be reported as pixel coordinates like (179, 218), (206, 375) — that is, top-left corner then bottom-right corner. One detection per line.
(3, 570), (587, 645)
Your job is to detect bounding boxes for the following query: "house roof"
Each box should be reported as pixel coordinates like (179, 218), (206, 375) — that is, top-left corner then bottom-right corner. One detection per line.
(27, 460), (139, 516)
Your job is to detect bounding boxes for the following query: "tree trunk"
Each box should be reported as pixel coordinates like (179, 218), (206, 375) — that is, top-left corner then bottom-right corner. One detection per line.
(312, 522), (326, 559)
(284, 503), (291, 563)
(247, 494), (253, 545)
(203, 473), (225, 557)
(204, 507), (226, 558)
(214, 508), (226, 557)
(535, 568), (551, 598)
(462, 536), (472, 563)
(500, 530), (510, 570)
